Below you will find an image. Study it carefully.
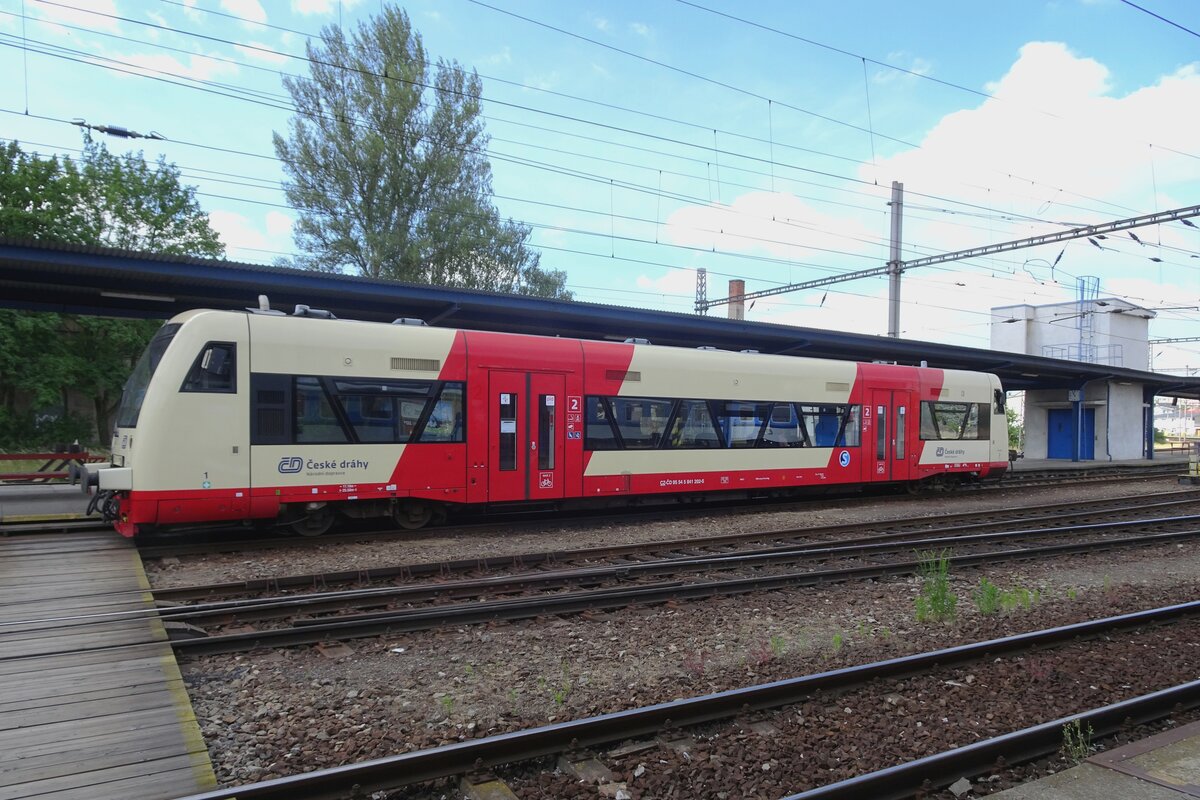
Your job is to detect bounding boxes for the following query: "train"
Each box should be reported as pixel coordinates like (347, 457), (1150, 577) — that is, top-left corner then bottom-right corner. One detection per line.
(81, 302), (1009, 537)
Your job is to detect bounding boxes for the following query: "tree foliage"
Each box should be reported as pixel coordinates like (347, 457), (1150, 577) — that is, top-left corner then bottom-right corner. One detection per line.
(0, 136), (223, 446)
(274, 7), (570, 299)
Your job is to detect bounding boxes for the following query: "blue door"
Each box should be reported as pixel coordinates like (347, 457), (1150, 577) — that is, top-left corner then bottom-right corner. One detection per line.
(1081, 408), (1095, 459)
(1047, 408), (1095, 459)
(1047, 409), (1072, 459)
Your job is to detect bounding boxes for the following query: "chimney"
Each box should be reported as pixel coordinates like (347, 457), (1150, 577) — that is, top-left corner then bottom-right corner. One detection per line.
(728, 279), (745, 320)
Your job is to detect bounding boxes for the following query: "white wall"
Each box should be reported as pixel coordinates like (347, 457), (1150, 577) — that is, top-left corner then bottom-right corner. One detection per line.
(1021, 382), (1145, 460)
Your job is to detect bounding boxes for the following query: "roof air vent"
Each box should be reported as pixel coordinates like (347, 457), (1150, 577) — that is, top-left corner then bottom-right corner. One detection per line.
(697, 346), (718, 351)
(740, 349), (760, 354)
(623, 337), (650, 345)
(392, 318), (428, 326)
(293, 305), (337, 319)
(246, 294), (286, 315)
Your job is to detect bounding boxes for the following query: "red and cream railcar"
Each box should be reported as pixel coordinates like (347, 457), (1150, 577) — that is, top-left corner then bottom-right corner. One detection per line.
(86, 307), (1009, 536)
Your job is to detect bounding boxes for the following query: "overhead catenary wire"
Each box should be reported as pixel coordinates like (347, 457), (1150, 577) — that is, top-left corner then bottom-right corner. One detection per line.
(14, 1), (1175, 231)
(4, 3), (1195, 347)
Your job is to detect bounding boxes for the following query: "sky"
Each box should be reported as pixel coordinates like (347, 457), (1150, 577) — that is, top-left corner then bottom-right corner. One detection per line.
(1, 0), (1199, 372)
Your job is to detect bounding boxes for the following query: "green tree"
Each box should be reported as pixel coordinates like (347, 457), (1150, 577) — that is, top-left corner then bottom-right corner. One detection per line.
(1006, 405), (1022, 451)
(0, 136), (223, 446)
(273, 7), (570, 299)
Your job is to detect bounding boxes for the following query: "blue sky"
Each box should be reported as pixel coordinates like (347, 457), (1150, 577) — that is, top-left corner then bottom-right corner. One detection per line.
(1, 0), (1199, 371)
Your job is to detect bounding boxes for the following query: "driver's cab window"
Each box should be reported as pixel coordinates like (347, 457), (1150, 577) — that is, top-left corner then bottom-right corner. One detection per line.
(181, 342), (236, 393)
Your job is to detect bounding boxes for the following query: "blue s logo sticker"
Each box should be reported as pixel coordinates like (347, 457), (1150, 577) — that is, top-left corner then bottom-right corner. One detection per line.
(839, 450), (851, 468)
(278, 456), (303, 474)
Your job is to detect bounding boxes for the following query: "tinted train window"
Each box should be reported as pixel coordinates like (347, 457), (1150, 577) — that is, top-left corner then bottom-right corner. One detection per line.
(667, 400), (721, 448)
(116, 323), (181, 428)
(712, 401), (771, 448)
(181, 342), (236, 393)
(609, 397), (673, 449)
(418, 383), (465, 443)
(295, 377), (348, 443)
(920, 402), (990, 441)
(798, 404), (861, 447)
(585, 397), (619, 450)
(583, 396), (862, 450)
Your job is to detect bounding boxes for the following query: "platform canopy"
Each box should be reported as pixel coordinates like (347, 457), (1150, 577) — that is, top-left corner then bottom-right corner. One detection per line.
(3, 237), (1199, 399)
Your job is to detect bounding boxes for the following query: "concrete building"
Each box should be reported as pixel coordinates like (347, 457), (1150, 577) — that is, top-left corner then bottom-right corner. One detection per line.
(991, 297), (1155, 460)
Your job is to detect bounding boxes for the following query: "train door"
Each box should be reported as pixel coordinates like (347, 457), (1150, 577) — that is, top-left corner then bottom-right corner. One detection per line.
(528, 373), (565, 501)
(487, 371), (565, 502)
(869, 389), (912, 482)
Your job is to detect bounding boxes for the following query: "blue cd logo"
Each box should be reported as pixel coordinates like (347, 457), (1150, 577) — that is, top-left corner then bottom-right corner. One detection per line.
(838, 450), (851, 468)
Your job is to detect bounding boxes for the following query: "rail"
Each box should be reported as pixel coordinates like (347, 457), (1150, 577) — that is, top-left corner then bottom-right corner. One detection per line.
(171, 601), (1200, 800)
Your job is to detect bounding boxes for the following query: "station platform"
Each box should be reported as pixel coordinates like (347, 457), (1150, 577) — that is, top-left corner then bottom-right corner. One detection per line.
(0, 484), (92, 524)
(0, 530), (215, 799)
(993, 719), (1200, 798)
(1008, 453), (1189, 472)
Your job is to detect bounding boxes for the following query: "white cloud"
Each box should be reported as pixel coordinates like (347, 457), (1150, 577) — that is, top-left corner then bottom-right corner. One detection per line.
(209, 210), (292, 259)
(220, 0), (267, 26)
(523, 71), (561, 92)
(265, 211), (294, 238)
(179, 0), (203, 22)
(291, 0), (364, 15)
(664, 191), (882, 263)
(589, 14), (611, 33)
(629, 22), (650, 38)
(34, 0), (121, 33)
(234, 42), (291, 65)
(873, 43), (1200, 207)
(111, 51), (239, 83)
(873, 53), (932, 85)
(483, 46), (512, 67)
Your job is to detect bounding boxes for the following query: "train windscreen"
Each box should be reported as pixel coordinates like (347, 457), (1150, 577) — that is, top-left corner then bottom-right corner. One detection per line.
(115, 323), (181, 429)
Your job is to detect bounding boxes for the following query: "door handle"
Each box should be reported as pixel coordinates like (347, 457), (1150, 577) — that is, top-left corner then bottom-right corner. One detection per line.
(530, 441), (537, 450)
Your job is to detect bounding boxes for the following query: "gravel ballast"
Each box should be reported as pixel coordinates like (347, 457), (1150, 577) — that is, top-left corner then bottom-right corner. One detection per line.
(166, 478), (1200, 794)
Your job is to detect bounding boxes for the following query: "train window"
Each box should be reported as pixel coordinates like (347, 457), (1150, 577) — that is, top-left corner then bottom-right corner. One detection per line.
(762, 403), (803, 448)
(895, 406), (906, 460)
(667, 400), (721, 449)
(585, 397), (620, 450)
(498, 393), (517, 470)
(876, 405), (887, 460)
(181, 342), (236, 393)
(712, 401), (771, 448)
(994, 389), (1006, 414)
(295, 377), (349, 443)
(920, 402), (990, 441)
(609, 397), (673, 449)
(418, 383), (465, 443)
(116, 323), (181, 428)
(250, 373), (292, 444)
(342, 395), (398, 442)
(838, 406), (863, 447)
(798, 404), (861, 447)
(538, 395), (555, 469)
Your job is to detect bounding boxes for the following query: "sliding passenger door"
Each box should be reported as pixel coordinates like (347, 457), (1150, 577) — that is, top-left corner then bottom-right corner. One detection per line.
(869, 388), (913, 482)
(528, 373), (565, 501)
(486, 371), (565, 503)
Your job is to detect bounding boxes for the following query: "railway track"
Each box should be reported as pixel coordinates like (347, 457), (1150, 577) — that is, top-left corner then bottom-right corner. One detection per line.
(132, 463), (1185, 557)
(169, 601), (1200, 800)
(9, 491), (1198, 656)
(160, 516), (1200, 655)
(153, 488), (1200, 602)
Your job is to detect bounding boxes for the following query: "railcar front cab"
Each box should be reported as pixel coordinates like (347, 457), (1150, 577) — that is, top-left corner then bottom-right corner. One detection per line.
(82, 310), (252, 537)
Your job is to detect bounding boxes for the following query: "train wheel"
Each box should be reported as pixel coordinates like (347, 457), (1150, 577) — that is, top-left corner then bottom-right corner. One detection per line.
(393, 500), (434, 530)
(292, 507), (335, 536)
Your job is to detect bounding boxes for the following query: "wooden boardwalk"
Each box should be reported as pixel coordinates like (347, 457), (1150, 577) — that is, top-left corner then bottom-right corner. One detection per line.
(0, 531), (215, 800)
